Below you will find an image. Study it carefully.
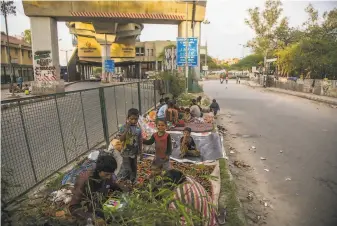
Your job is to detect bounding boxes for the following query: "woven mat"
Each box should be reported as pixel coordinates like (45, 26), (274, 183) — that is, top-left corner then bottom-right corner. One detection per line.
(169, 123), (214, 133)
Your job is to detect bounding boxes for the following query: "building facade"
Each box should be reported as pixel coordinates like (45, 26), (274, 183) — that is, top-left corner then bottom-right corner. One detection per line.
(1, 32), (34, 84)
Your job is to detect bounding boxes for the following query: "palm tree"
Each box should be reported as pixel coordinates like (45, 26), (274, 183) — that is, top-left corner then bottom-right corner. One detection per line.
(1, 0), (16, 95)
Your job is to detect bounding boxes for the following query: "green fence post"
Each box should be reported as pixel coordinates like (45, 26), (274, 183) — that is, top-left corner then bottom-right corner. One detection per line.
(137, 82), (142, 114)
(54, 95), (68, 163)
(113, 87), (119, 131)
(153, 80), (156, 109)
(99, 87), (110, 147)
(79, 92), (90, 151)
(18, 101), (38, 183)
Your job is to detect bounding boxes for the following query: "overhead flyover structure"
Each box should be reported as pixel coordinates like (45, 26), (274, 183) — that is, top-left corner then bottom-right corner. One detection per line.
(66, 22), (143, 81)
(22, 0), (207, 93)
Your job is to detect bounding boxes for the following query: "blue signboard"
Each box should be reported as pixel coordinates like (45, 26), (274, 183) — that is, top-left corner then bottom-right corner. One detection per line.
(176, 37), (199, 67)
(104, 59), (115, 73)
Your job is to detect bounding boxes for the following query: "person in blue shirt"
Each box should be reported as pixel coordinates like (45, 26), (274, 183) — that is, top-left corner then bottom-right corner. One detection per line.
(17, 76), (23, 89)
(156, 98), (165, 115)
(156, 97), (169, 122)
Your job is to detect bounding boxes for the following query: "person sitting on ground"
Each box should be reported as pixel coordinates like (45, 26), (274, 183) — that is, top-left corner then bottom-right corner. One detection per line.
(210, 99), (220, 118)
(14, 84), (22, 93)
(183, 108), (192, 122)
(190, 99), (202, 118)
(154, 169), (218, 226)
(165, 101), (179, 125)
(156, 98), (165, 115)
(179, 127), (200, 158)
(178, 107), (185, 120)
(157, 97), (169, 122)
(23, 84), (30, 95)
(196, 96), (202, 105)
(69, 155), (123, 224)
(143, 119), (172, 175)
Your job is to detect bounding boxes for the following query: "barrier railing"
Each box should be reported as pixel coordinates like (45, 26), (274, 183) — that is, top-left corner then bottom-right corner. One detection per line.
(1, 80), (163, 202)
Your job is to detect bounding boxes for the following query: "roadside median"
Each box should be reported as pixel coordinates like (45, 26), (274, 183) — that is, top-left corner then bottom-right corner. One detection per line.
(218, 140), (246, 226)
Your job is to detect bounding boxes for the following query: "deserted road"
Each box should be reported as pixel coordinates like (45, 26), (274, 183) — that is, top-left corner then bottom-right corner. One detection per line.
(203, 80), (337, 226)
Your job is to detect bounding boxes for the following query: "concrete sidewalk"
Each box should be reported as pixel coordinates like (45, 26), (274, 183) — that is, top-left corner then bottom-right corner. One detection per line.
(244, 80), (337, 106)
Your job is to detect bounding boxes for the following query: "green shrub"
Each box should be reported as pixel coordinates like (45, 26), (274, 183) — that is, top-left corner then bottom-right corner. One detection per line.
(176, 93), (195, 106)
(158, 71), (186, 98)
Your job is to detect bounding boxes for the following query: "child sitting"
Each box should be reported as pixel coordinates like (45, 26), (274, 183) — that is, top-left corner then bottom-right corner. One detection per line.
(23, 84), (30, 95)
(143, 119), (172, 173)
(196, 96), (202, 105)
(156, 98), (165, 115)
(108, 139), (124, 177)
(180, 127), (200, 158)
(183, 108), (192, 122)
(165, 101), (178, 125)
(210, 99), (220, 118)
(178, 107), (185, 120)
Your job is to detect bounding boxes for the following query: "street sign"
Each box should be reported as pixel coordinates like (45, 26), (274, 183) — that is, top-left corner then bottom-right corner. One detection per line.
(104, 59), (115, 73)
(176, 37), (199, 67)
(202, 66), (208, 71)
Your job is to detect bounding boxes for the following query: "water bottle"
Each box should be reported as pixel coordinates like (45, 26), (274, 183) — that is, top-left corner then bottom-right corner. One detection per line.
(86, 218), (94, 226)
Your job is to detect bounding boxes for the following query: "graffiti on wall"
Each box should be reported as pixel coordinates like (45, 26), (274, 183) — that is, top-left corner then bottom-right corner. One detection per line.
(164, 47), (176, 71)
(34, 50), (57, 81)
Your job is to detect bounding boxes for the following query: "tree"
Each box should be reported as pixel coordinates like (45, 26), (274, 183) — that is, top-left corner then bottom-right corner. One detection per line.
(22, 29), (31, 44)
(230, 54), (264, 70)
(245, 0), (285, 58)
(200, 55), (218, 70)
(1, 0), (16, 95)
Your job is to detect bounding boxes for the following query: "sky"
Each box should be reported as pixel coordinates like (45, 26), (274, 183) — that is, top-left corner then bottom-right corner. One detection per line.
(1, 0), (336, 66)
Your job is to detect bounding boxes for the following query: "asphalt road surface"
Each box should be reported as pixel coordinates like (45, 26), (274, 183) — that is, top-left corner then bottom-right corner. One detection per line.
(1, 81), (155, 200)
(203, 80), (337, 226)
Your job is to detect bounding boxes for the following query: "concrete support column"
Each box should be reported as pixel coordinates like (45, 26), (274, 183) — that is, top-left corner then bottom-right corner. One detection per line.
(81, 64), (85, 81)
(101, 44), (111, 82)
(139, 63), (142, 79)
(84, 65), (87, 80)
(178, 21), (201, 80)
(30, 17), (64, 93)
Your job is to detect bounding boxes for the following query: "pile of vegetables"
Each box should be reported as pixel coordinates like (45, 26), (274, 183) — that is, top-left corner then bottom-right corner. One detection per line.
(133, 159), (216, 196)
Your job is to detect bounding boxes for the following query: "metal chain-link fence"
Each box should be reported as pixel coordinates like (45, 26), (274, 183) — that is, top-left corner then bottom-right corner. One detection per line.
(1, 80), (163, 203)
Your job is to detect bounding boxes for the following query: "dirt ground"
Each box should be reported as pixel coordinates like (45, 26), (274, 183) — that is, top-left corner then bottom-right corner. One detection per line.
(217, 114), (296, 226)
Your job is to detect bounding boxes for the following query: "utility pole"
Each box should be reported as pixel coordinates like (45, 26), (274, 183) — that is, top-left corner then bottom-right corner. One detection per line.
(61, 50), (71, 82)
(185, 2), (189, 93)
(239, 44), (245, 59)
(203, 19), (210, 77)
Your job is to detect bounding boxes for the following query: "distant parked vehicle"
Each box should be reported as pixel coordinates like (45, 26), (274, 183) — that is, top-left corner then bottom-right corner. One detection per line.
(90, 75), (101, 82)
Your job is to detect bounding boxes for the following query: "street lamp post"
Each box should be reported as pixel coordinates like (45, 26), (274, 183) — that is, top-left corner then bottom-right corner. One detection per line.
(203, 19), (210, 77)
(239, 44), (246, 59)
(60, 49), (71, 82)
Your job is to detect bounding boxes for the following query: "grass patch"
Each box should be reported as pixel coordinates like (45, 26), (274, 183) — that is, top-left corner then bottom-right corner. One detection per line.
(218, 158), (246, 226)
(176, 93), (211, 108)
(45, 172), (65, 191)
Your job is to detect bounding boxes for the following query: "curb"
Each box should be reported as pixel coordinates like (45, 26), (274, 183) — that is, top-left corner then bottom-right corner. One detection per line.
(64, 81), (80, 87)
(244, 82), (337, 106)
(266, 88), (337, 106)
